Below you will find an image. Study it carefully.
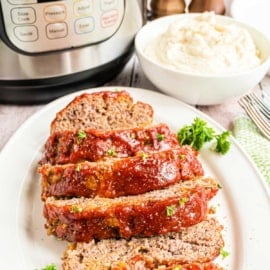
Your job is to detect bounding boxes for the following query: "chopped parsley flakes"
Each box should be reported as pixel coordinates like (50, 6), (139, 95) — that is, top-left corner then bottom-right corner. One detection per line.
(157, 133), (164, 141)
(42, 264), (57, 270)
(220, 247), (230, 259)
(70, 205), (83, 213)
(166, 205), (176, 217)
(107, 147), (116, 156)
(172, 266), (182, 270)
(179, 197), (188, 207)
(140, 151), (149, 160)
(210, 205), (217, 214)
(77, 130), (87, 141)
(179, 154), (186, 159)
(75, 164), (81, 172)
(35, 263), (57, 270)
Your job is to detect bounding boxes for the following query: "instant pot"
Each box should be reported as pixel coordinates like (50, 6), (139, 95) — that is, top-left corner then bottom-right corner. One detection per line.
(0, 0), (145, 104)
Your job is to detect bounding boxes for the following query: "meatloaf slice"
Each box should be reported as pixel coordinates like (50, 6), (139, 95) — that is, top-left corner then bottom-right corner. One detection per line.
(50, 90), (154, 134)
(44, 177), (218, 242)
(39, 147), (204, 200)
(41, 123), (180, 165)
(62, 217), (224, 270)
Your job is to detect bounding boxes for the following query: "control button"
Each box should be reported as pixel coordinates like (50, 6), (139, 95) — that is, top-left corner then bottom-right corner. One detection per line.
(100, 0), (118, 11)
(14, 25), (38, 42)
(8, 0), (37, 4)
(101, 9), (119, 28)
(46, 22), (68, 39)
(44, 4), (67, 22)
(75, 17), (94, 34)
(11, 7), (36, 25)
(73, 0), (93, 17)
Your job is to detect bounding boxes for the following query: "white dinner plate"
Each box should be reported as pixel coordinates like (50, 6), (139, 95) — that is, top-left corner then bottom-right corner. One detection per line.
(0, 87), (269, 269)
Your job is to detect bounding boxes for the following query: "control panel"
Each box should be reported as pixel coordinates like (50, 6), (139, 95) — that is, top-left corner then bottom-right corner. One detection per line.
(0, 0), (125, 53)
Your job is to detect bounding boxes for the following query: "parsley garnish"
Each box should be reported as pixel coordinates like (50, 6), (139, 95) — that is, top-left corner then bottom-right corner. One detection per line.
(166, 205), (176, 216)
(107, 147), (116, 156)
(157, 133), (164, 141)
(210, 205), (217, 214)
(36, 263), (57, 270)
(220, 247), (230, 259)
(177, 117), (231, 154)
(70, 205), (83, 213)
(177, 117), (215, 150)
(172, 266), (182, 270)
(43, 264), (57, 270)
(75, 164), (81, 172)
(77, 130), (86, 141)
(215, 131), (231, 154)
(140, 151), (148, 160)
(179, 197), (188, 207)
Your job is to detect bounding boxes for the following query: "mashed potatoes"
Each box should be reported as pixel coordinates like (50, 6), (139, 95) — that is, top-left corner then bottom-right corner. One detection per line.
(145, 12), (261, 74)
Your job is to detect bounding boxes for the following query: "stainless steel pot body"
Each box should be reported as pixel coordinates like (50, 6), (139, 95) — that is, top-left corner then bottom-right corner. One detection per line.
(0, 0), (143, 80)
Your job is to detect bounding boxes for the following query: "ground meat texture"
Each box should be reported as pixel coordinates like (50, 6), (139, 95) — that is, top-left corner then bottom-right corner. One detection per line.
(50, 91), (154, 134)
(41, 123), (180, 165)
(62, 218), (224, 270)
(39, 147), (204, 200)
(43, 178), (218, 242)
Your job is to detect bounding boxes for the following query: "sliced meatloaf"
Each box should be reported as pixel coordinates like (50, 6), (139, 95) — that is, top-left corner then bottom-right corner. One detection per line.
(39, 147), (204, 200)
(62, 217), (224, 270)
(41, 123), (180, 165)
(50, 90), (154, 134)
(44, 177), (218, 242)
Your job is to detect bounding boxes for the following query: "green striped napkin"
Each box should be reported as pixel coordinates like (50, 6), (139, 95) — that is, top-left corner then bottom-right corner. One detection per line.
(233, 115), (270, 185)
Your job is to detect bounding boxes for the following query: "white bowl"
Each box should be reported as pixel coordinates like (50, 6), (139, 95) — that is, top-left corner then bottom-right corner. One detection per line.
(135, 13), (270, 105)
